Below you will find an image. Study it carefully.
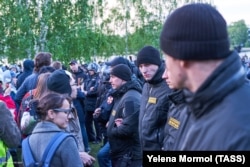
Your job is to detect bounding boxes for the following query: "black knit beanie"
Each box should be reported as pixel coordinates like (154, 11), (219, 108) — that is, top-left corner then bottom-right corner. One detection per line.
(110, 64), (132, 81)
(137, 46), (162, 66)
(47, 69), (72, 95)
(160, 3), (230, 60)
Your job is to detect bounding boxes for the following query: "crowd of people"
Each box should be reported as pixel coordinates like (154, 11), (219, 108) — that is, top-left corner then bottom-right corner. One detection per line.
(1, 3), (250, 167)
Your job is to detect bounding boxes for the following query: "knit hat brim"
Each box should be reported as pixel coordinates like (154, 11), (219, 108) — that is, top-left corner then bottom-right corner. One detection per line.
(110, 64), (132, 81)
(137, 46), (162, 66)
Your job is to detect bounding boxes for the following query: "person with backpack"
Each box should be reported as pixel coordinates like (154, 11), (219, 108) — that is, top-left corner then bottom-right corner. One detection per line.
(15, 52), (52, 111)
(22, 93), (83, 167)
(18, 66), (56, 137)
(19, 73), (52, 137)
(46, 69), (95, 166)
(20, 70), (95, 166)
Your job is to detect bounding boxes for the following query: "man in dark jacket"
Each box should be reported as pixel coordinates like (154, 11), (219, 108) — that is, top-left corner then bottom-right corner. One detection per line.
(69, 60), (87, 86)
(83, 63), (101, 143)
(106, 56), (144, 87)
(160, 89), (186, 151)
(136, 46), (172, 151)
(16, 59), (34, 89)
(107, 64), (142, 167)
(162, 57), (187, 151)
(160, 3), (250, 150)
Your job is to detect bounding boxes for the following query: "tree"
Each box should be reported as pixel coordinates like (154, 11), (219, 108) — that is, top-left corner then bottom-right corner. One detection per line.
(0, 0), (93, 63)
(0, 0), (213, 63)
(246, 28), (250, 47)
(228, 20), (248, 49)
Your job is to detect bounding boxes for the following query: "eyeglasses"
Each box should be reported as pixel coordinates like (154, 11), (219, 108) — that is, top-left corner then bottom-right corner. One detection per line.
(53, 108), (74, 116)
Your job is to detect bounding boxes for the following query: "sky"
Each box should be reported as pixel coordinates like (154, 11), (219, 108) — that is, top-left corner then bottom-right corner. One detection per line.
(213, 0), (250, 26)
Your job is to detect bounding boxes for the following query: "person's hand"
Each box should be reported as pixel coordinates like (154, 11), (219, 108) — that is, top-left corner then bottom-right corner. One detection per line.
(106, 121), (109, 128)
(12, 78), (17, 85)
(4, 86), (11, 96)
(90, 86), (94, 91)
(115, 118), (123, 127)
(80, 83), (85, 92)
(79, 152), (95, 166)
(93, 108), (101, 117)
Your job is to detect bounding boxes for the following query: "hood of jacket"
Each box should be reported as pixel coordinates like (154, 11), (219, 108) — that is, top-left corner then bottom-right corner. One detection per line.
(23, 59), (34, 72)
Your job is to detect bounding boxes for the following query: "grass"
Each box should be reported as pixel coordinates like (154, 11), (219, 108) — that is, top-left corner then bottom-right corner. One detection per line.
(88, 142), (103, 167)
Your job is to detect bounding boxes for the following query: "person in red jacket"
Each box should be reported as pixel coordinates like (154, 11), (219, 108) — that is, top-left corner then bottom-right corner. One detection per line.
(0, 85), (17, 121)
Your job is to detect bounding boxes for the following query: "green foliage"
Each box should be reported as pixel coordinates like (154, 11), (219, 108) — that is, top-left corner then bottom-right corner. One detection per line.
(0, 0), (210, 63)
(228, 20), (248, 48)
(245, 29), (250, 47)
(128, 20), (163, 54)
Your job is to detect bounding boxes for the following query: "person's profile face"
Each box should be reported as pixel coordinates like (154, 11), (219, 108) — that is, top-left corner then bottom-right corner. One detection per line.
(51, 99), (71, 129)
(109, 75), (124, 90)
(162, 54), (184, 90)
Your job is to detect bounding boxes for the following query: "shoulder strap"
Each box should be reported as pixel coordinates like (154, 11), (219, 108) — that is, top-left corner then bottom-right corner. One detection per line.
(22, 132), (74, 167)
(42, 132), (74, 167)
(22, 136), (36, 167)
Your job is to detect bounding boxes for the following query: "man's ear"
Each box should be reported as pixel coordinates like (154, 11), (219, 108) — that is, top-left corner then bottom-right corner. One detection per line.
(180, 60), (189, 68)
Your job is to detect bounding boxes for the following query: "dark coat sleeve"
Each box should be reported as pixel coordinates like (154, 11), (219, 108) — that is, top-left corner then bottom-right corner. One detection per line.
(110, 99), (140, 138)
(0, 102), (21, 148)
